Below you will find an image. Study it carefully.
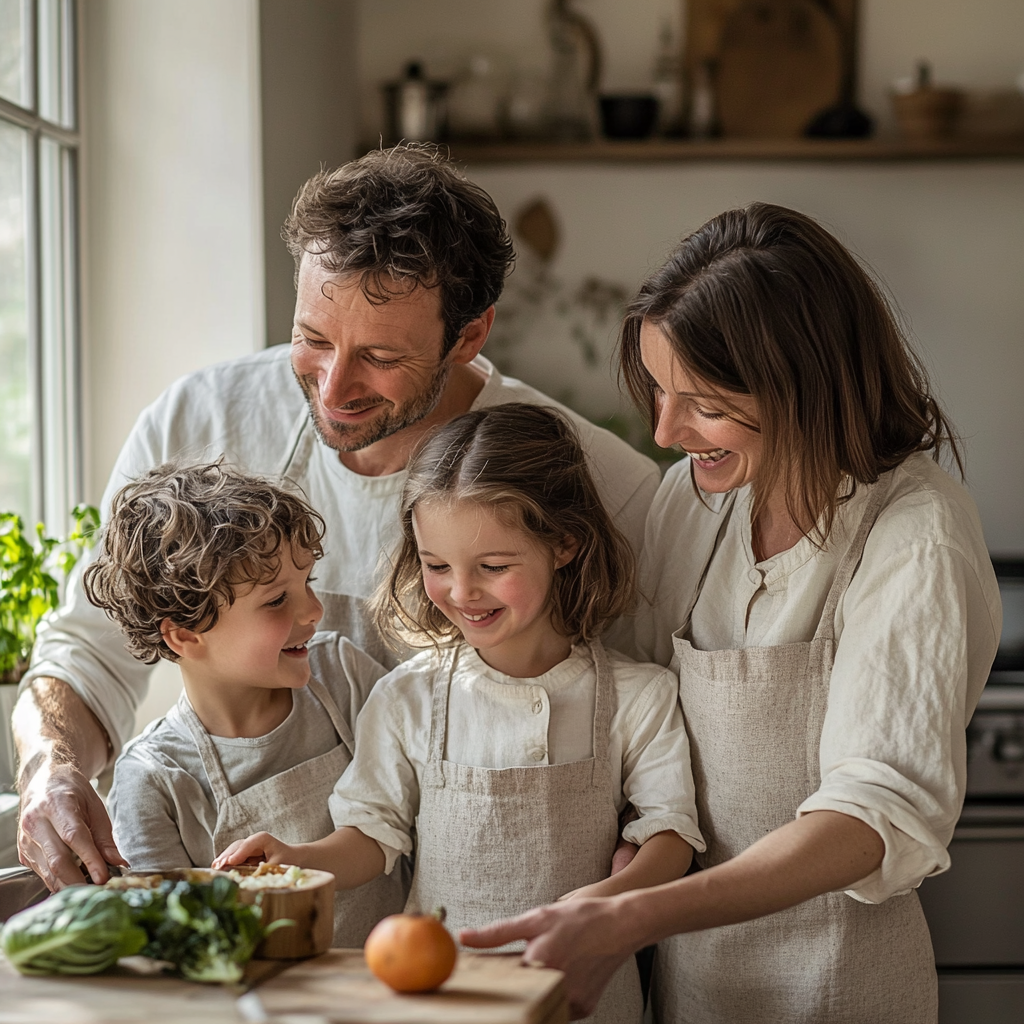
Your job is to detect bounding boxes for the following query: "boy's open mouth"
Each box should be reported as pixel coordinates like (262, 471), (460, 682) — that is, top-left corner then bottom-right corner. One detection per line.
(281, 642), (309, 658)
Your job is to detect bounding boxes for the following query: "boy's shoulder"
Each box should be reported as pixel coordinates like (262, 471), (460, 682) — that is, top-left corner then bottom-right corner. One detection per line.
(115, 705), (194, 772)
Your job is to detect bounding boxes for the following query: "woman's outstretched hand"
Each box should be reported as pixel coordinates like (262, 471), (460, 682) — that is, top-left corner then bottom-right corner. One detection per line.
(460, 897), (639, 1020)
(212, 831), (295, 869)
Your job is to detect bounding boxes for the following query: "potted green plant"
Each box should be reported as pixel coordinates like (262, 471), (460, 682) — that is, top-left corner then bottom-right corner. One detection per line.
(0, 505), (100, 793)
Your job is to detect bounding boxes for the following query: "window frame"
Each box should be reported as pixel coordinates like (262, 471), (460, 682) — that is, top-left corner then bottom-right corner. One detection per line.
(0, 0), (81, 529)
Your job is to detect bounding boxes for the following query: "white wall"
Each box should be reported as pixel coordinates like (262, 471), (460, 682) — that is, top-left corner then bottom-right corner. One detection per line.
(358, 0), (1024, 555)
(81, 0), (266, 731)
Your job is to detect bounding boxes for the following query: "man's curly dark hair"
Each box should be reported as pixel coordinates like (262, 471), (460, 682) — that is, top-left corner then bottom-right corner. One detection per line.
(283, 144), (515, 355)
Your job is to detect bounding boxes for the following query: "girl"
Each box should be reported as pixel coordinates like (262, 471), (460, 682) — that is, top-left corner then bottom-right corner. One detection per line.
(216, 402), (703, 1024)
(461, 204), (1001, 1024)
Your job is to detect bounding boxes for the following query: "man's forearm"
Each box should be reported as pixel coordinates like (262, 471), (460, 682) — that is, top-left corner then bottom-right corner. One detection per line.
(616, 810), (885, 949)
(14, 678), (112, 787)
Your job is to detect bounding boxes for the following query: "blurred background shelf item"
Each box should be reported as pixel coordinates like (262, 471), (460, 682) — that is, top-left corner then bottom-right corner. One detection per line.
(441, 136), (1024, 164)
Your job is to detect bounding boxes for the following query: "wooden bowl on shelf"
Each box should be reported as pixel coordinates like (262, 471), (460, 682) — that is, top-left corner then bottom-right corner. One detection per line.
(108, 865), (336, 960)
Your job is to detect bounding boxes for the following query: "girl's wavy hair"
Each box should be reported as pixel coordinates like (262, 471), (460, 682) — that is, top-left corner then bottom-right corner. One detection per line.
(619, 202), (962, 544)
(284, 143), (515, 355)
(83, 461), (325, 664)
(374, 403), (636, 649)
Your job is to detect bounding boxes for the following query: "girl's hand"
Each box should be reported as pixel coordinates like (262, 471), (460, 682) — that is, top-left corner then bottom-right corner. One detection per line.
(212, 831), (295, 869)
(460, 897), (638, 1020)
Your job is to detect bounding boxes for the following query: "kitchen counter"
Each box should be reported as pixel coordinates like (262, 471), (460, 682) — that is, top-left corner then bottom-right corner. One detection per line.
(0, 948), (568, 1024)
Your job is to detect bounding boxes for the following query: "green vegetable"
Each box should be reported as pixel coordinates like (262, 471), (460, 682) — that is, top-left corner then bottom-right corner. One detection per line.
(1, 876), (266, 984)
(0, 886), (147, 975)
(136, 876), (265, 983)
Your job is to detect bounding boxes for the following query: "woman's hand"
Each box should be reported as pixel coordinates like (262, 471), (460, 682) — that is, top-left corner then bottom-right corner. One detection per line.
(212, 832), (296, 869)
(461, 897), (639, 1020)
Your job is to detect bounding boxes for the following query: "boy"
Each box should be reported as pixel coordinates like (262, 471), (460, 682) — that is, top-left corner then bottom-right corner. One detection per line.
(85, 460), (405, 945)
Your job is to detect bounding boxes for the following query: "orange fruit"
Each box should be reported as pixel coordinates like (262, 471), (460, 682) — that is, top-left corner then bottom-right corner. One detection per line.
(364, 908), (458, 993)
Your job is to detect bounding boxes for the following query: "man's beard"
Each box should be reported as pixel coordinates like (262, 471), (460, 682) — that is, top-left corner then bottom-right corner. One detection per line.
(293, 360), (453, 453)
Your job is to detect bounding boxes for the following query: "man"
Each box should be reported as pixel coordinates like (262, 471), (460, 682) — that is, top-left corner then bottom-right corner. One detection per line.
(15, 145), (660, 891)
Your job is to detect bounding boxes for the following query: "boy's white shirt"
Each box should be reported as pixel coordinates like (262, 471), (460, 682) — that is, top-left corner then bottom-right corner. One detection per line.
(328, 642), (705, 873)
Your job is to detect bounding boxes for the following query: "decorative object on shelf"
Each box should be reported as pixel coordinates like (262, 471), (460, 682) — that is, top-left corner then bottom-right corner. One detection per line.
(682, 0), (860, 139)
(381, 62), (448, 145)
(447, 55), (503, 141)
(544, 0), (602, 141)
(599, 95), (660, 140)
(687, 58), (720, 139)
(488, 198), (679, 467)
(955, 88), (1024, 139)
(503, 72), (550, 139)
(891, 62), (963, 140)
(651, 17), (685, 136)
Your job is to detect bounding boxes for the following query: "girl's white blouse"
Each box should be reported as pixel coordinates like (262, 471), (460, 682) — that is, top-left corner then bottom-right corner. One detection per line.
(634, 452), (1002, 903)
(329, 642), (704, 872)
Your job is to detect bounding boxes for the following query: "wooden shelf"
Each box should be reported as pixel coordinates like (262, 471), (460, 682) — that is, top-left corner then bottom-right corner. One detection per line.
(441, 136), (1024, 164)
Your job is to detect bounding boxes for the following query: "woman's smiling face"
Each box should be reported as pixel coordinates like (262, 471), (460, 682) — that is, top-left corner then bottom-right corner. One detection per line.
(640, 319), (763, 494)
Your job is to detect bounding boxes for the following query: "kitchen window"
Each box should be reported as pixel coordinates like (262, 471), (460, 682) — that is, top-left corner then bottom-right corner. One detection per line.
(0, 0), (80, 530)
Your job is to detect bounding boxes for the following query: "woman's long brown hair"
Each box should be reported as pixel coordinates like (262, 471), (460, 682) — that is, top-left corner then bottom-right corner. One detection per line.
(619, 203), (961, 542)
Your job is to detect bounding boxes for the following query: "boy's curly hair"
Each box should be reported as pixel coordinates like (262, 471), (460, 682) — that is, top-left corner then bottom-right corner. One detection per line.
(83, 461), (325, 664)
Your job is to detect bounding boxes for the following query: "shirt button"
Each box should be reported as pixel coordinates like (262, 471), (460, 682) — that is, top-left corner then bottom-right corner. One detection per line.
(532, 700), (544, 714)
(748, 569), (762, 584)
(529, 747), (546, 762)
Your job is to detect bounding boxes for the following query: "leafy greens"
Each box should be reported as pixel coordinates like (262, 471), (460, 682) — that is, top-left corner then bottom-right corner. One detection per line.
(1, 875), (268, 983)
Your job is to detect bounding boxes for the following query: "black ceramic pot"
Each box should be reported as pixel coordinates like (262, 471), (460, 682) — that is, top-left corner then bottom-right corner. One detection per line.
(599, 94), (659, 139)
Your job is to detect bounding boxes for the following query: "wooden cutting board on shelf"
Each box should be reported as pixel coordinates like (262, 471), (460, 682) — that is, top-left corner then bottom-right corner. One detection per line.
(684, 0), (852, 138)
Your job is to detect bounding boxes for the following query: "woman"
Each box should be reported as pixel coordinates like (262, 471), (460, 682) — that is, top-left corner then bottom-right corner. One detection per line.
(463, 203), (1001, 1023)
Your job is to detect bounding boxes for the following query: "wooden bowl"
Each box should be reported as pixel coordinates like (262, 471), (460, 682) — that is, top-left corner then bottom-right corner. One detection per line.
(227, 865), (335, 959)
(109, 866), (336, 960)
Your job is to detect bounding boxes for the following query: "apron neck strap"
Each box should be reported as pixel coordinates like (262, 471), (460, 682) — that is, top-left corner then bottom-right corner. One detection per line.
(427, 646), (459, 764)
(812, 473), (893, 643)
(177, 691), (234, 804)
(306, 676), (355, 757)
(589, 638), (613, 766)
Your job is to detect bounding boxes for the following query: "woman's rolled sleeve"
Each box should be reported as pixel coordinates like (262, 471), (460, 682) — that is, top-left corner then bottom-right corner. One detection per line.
(801, 537), (998, 902)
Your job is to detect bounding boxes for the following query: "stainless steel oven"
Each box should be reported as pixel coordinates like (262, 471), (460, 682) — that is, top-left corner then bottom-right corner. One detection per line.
(919, 559), (1024, 1024)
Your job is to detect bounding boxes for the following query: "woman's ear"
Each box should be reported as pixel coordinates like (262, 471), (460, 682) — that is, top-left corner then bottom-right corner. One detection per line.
(553, 536), (580, 569)
(161, 618), (203, 661)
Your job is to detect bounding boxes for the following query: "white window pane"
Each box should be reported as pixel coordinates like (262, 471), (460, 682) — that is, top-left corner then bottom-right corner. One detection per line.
(0, 0), (29, 108)
(0, 119), (32, 522)
(39, 135), (76, 527)
(37, 0), (74, 128)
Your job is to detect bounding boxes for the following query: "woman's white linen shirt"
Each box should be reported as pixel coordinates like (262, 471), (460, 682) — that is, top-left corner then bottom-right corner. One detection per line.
(635, 452), (1001, 904)
(329, 643), (704, 872)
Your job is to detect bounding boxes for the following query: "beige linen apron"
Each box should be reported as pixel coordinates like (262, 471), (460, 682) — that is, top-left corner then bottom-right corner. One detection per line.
(653, 475), (938, 1024)
(179, 678), (407, 947)
(407, 641), (642, 1024)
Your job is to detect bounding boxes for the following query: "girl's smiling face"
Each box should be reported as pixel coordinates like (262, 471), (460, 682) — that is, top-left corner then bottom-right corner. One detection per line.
(412, 499), (575, 677)
(640, 319), (763, 495)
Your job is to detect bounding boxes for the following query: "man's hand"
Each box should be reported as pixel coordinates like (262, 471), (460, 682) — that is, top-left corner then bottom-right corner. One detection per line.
(17, 759), (124, 889)
(14, 678), (126, 890)
(461, 897), (639, 1020)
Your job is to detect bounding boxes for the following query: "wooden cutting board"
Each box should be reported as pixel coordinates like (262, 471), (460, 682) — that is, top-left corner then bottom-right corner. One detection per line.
(257, 950), (568, 1023)
(0, 950), (568, 1024)
(717, 0), (843, 137)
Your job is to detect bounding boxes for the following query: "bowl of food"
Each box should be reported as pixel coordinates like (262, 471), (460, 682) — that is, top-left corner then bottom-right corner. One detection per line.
(223, 864), (335, 959)
(110, 865), (335, 959)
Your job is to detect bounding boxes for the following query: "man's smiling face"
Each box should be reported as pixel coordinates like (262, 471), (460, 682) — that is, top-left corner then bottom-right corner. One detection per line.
(290, 256), (454, 453)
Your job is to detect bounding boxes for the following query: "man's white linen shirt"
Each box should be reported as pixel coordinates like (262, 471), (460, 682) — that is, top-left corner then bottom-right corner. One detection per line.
(328, 643), (705, 872)
(635, 452), (1001, 904)
(25, 346), (659, 756)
